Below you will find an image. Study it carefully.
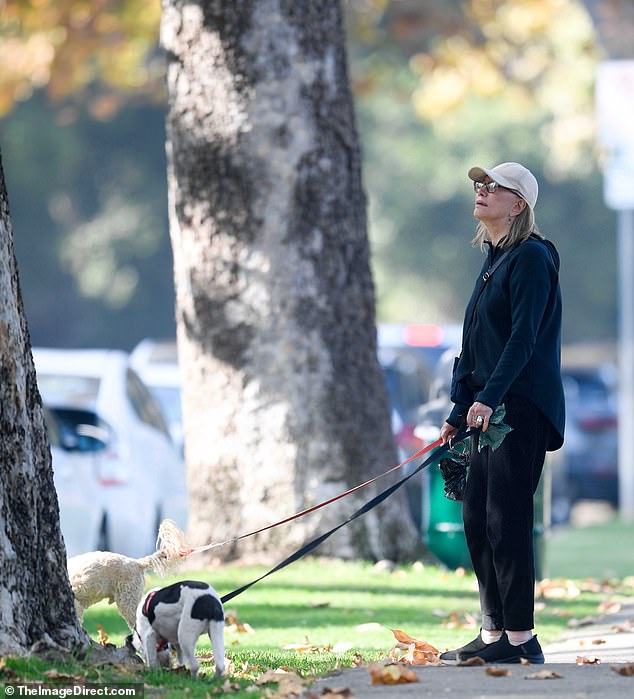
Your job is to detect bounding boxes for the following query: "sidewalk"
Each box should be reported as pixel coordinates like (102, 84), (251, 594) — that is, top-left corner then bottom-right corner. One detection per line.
(303, 603), (634, 698)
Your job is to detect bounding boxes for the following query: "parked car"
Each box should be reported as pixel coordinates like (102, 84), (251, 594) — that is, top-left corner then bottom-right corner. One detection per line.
(33, 348), (187, 557)
(560, 365), (618, 508)
(44, 405), (105, 557)
(130, 339), (183, 455)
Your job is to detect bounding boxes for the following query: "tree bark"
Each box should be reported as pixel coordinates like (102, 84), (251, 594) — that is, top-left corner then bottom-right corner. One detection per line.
(161, 0), (419, 562)
(0, 150), (86, 654)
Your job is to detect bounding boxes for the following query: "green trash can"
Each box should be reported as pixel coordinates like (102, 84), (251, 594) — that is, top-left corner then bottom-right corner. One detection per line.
(422, 444), (548, 578)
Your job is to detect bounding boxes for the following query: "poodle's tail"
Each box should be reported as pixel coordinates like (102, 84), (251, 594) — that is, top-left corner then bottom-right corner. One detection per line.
(136, 519), (191, 576)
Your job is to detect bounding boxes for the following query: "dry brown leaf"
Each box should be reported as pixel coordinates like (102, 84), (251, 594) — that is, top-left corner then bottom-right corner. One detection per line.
(349, 652), (364, 667)
(536, 578), (580, 600)
(591, 638), (607, 645)
(576, 656), (601, 665)
(598, 600), (622, 615)
(519, 657), (531, 666)
(96, 624), (109, 646)
(485, 667), (511, 676)
(319, 688), (355, 698)
(611, 624), (633, 633)
(256, 668), (305, 698)
(0, 657), (16, 680)
(612, 664), (634, 676)
(567, 615), (599, 628)
(283, 638), (326, 653)
(43, 669), (84, 681)
(309, 601), (331, 608)
(525, 670), (563, 680)
(389, 629), (439, 654)
(368, 663), (418, 685)
(441, 612), (478, 629)
(225, 612), (254, 634)
(457, 656), (485, 666)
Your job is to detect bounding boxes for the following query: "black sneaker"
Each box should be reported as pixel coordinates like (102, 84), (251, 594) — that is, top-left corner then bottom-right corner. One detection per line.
(463, 633), (545, 664)
(439, 634), (492, 665)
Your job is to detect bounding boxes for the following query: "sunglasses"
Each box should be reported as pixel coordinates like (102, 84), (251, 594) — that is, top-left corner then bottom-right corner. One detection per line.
(473, 181), (518, 195)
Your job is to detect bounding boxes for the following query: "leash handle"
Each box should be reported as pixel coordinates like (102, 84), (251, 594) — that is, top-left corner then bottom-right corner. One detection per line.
(187, 435), (444, 555)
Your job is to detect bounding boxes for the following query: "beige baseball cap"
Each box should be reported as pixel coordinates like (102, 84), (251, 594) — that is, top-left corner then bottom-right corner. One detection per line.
(468, 162), (538, 209)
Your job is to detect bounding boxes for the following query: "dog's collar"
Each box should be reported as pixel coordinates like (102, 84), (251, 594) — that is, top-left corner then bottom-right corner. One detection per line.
(143, 590), (158, 618)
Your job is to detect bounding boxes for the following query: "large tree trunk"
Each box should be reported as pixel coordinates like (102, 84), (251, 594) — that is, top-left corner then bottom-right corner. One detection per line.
(0, 151), (86, 655)
(161, 0), (418, 562)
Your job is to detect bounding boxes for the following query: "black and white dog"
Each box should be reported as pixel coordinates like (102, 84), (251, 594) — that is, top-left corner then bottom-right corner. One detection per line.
(130, 580), (225, 677)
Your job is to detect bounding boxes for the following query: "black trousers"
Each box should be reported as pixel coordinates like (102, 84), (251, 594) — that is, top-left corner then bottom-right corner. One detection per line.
(462, 394), (551, 631)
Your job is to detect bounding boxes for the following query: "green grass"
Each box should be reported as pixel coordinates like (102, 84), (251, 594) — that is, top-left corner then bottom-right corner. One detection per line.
(545, 516), (634, 579)
(3, 531), (634, 697)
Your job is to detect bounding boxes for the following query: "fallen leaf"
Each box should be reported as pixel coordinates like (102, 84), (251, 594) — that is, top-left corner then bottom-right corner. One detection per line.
(390, 629), (439, 653)
(485, 667), (511, 676)
(457, 656), (485, 666)
(225, 614), (254, 634)
(441, 611), (478, 629)
(598, 600), (622, 615)
(388, 630), (441, 664)
(525, 670), (563, 680)
(331, 641), (354, 654)
(309, 601), (331, 608)
(611, 664), (634, 676)
(43, 670), (83, 681)
(591, 639), (607, 645)
(519, 657), (531, 666)
(536, 578), (580, 600)
(576, 656), (601, 665)
(368, 663), (418, 685)
(611, 624), (633, 633)
(319, 689), (355, 698)
(568, 616), (599, 628)
(256, 668), (305, 697)
(455, 567), (466, 578)
(0, 657), (16, 680)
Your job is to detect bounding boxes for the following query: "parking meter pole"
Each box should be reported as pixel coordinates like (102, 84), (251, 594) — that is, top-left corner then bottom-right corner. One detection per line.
(618, 208), (634, 521)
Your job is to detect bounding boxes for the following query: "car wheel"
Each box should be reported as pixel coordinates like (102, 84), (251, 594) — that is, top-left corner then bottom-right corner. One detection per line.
(96, 514), (110, 551)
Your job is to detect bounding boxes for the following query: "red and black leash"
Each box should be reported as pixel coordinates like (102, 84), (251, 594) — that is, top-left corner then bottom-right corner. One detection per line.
(187, 433), (448, 558)
(220, 425), (473, 604)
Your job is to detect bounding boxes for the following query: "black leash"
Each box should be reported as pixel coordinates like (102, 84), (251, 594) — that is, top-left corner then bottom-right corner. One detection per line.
(221, 426), (473, 603)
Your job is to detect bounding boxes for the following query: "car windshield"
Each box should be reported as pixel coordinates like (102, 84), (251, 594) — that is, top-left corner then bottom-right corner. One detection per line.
(36, 374), (100, 408)
(151, 385), (182, 425)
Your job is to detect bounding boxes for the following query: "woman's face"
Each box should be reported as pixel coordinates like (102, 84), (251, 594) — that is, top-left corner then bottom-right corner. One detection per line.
(473, 177), (522, 224)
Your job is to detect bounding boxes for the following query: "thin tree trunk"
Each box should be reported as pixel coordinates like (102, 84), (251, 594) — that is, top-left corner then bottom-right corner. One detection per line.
(0, 150), (86, 655)
(161, 0), (419, 562)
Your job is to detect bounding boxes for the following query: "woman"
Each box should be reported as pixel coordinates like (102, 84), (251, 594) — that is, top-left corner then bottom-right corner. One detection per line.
(439, 162), (565, 665)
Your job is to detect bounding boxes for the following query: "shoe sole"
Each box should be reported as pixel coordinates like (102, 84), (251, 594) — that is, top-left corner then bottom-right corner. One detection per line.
(441, 653), (545, 666)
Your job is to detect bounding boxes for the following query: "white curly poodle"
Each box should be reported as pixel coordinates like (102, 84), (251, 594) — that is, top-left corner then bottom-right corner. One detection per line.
(67, 519), (189, 630)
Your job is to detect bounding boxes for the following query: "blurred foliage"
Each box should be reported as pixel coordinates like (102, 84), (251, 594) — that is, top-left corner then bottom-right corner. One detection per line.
(0, 0), (625, 349)
(0, 0), (163, 117)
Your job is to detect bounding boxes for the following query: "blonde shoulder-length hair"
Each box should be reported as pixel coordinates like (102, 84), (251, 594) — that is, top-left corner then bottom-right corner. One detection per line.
(471, 204), (543, 250)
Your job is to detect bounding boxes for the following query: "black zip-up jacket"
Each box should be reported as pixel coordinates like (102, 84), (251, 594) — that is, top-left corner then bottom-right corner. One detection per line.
(447, 234), (565, 451)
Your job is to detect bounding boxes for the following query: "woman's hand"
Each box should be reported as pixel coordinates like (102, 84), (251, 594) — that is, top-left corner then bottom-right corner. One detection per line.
(467, 402), (493, 431)
(440, 421), (459, 445)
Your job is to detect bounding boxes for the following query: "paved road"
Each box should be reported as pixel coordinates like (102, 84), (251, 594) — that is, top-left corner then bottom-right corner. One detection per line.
(303, 603), (634, 698)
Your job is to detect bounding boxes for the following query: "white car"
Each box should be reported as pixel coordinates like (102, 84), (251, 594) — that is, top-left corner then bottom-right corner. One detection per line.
(33, 348), (187, 557)
(44, 405), (104, 557)
(130, 339), (183, 455)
